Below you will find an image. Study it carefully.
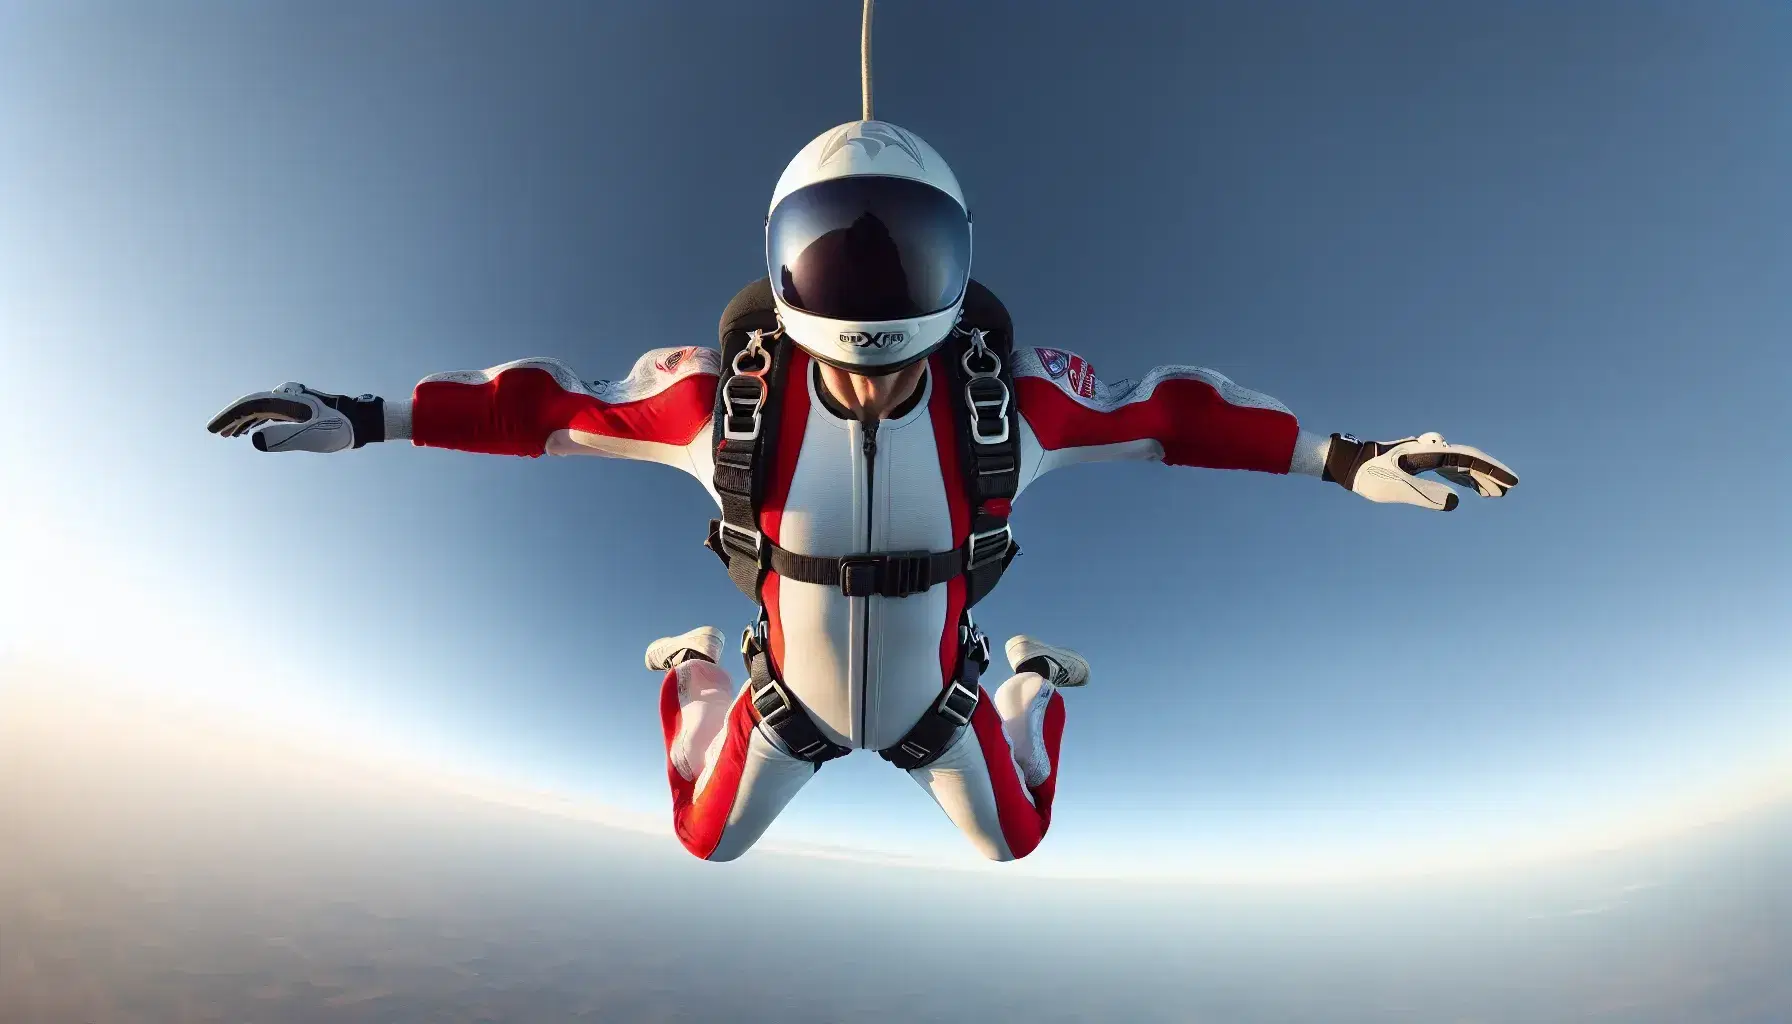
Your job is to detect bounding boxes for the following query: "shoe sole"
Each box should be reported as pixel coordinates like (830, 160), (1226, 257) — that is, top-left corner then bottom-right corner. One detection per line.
(645, 627), (725, 671)
(1003, 636), (1089, 687)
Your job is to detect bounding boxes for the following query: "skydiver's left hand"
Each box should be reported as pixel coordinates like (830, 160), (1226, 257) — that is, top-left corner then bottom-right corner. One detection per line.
(1323, 432), (1518, 511)
(206, 383), (385, 453)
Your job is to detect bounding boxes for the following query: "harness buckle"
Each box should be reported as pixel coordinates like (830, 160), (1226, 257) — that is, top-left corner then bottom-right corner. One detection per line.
(722, 333), (772, 442)
(959, 618), (992, 669)
(740, 614), (768, 659)
(897, 740), (933, 762)
(976, 452), (1018, 478)
(721, 374), (766, 442)
(750, 676), (796, 730)
(889, 681), (979, 766)
(752, 679), (840, 761)
(937, 679), (979, 727)
(957, 615), (991, 686)
(966, 523), (1013, 572)
(717, 520), (767, 568)
(961, 329), (999, 375)
(960, 334), (1010, 446)
(876, 610), (989, 771)
(839, 553), (931, 598)
(839, 556), (880, 599)
(963, 376), (1011, 445)
(790, 736), (838, 760)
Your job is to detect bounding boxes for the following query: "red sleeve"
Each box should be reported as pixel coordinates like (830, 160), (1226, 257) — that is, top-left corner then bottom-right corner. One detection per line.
(1014, 347), (1299, 474)
(411, 350), (717, 458)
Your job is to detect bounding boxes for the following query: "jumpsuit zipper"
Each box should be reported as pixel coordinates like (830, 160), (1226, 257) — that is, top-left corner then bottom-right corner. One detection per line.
(858, 418), (879, 745)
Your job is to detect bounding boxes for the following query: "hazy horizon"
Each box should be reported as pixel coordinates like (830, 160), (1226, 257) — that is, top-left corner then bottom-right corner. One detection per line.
(5, 659), (1790, 1022)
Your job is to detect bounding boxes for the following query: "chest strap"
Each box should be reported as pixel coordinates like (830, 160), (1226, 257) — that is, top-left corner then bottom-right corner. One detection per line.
(706, 330), (1020, 604)
(709, 520), (1014, 600)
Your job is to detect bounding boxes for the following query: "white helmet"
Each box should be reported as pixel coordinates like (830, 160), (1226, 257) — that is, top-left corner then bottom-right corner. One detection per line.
(766, 120), (972, 375)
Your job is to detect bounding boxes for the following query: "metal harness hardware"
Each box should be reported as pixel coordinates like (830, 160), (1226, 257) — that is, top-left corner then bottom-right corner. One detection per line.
(721, 332), (771, 442)
(961, 329), (1012, 446)
(761, 546), (962, 599)
(716, 520), (767, 569)
(966, 523), (1014, 572)
(740, 615), (850, 765)
(704, 278), (1023, 767)
(737, 611), (990, 770)
(708, 299), (1021, 605)
(838, 552), (926, 598)
(879, 614), (992, 770)
(951, 322), (1022, 608)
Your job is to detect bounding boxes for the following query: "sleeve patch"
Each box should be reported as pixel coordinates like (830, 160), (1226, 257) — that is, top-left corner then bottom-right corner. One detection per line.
(1018, 345), (1142, 410)
(1033, 347), (1098, 399)
(1016, 345), (1291, 416)
(591, 346), (721, 404)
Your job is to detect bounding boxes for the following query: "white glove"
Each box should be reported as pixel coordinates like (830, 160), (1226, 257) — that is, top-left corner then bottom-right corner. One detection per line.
(206, 382), (385, 453)
(1324, 432), (1518, 511)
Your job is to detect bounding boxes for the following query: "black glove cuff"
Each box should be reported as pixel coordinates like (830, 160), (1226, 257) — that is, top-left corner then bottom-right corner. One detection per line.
(1323, 433), (1372, 489)
(308, 389), (386, 448)
(345, 396), (386, 448)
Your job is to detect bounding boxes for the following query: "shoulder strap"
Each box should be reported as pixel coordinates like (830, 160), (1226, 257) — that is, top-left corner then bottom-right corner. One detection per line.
(945, 279), (1022, 607)
(706, 279), (788, 603)
(705, 277), (1021, 608)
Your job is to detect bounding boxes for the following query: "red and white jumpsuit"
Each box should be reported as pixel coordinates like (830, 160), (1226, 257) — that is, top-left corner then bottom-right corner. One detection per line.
(406, 342), (1318, 861)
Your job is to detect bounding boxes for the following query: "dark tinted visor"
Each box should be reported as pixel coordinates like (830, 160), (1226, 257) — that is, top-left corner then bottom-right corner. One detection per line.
(768, 176), (970, 322)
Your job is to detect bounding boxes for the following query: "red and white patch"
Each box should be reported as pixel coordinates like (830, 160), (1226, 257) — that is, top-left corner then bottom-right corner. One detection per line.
(1065, 355), (1096, 398)
(1035, 347), (1071, 379)
(656, 346), (697, 374)
(1035, 348), (1096, 398)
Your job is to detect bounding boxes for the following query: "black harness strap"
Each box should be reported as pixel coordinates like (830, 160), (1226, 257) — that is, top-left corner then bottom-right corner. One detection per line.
(770, 546), (960, 599)
(878, 616), (992, 771)
(706, 279), (1020, 606)
(741, 620), (851, 765)
(703, 278), (1023, 769)
(742, 608), (992, 771)
(737, 526), (1015, 599)
(879, 282), (1020, 768)
(947, 280), (1022, 608)
(707, 281), (786, 603)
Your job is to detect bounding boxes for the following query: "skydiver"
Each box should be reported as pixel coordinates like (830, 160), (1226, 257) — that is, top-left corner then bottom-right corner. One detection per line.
(209, 118), (1517, 862)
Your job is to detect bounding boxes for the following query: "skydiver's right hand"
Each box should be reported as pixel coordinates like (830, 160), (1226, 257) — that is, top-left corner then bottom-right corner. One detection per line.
(1323, 431), (1518, 510)
(206, 383), (386, 453)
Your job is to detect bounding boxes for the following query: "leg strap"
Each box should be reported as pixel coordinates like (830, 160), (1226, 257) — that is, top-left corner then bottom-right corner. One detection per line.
(741, 619), (850, 765)
(879, 615), (992, 771)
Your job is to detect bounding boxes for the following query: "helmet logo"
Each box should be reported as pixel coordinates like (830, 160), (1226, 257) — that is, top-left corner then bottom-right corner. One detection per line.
(819, 122), (925, 170)
(839, 330), (906, 349)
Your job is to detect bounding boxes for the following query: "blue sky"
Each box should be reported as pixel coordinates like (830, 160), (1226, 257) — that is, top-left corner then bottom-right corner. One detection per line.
(2, 0), (1789, 877)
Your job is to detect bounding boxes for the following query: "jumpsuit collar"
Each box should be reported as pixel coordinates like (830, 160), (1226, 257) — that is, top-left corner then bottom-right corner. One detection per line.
(810, 361), (930, 424)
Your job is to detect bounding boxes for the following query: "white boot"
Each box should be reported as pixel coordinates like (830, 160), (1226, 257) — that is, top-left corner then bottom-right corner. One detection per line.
(993, 636), (1088, 788)
(1002, 635), (1089, 688)
(645, 626), (726, 671)
(649, 626), (732, 785)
